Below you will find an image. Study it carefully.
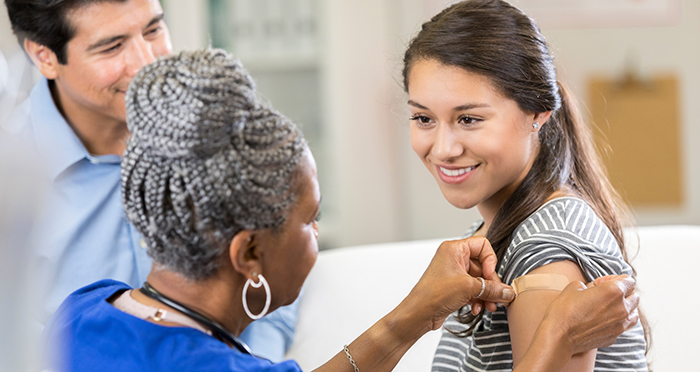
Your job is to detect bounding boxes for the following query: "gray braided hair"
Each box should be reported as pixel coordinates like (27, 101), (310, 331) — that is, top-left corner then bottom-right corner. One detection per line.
(122, 49), (307, 280)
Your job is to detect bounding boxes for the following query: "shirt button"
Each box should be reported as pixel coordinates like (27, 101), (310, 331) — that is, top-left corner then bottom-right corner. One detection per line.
(139, 239), (147, 249)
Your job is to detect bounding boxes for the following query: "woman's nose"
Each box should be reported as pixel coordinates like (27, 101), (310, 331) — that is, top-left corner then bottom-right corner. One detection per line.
(432, 124), (464, 161)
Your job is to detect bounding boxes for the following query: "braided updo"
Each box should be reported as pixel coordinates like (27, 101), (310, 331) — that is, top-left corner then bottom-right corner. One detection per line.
(122, 49), (307, 280)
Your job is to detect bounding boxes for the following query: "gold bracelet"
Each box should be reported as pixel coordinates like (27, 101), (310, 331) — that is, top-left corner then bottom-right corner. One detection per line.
(343, 344), (360, 372)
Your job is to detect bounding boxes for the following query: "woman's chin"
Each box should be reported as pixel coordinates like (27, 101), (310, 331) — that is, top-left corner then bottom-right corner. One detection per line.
(441, 193), (479, 210)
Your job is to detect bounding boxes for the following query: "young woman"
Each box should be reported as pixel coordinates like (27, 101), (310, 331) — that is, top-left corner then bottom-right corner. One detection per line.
(402, 1), (648, 371)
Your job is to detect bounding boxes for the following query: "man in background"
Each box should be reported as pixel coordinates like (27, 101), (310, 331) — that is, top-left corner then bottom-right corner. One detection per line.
(3, 0), (296, 361)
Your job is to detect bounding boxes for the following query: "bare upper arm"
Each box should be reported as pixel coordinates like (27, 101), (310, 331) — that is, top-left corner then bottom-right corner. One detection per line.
(507, 260), (597, 372)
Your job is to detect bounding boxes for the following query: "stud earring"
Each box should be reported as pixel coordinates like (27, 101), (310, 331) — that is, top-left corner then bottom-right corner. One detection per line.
(532, 122), (540, 130)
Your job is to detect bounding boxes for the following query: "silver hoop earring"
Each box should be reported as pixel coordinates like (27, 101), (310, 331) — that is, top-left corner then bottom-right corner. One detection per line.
(532, 122), (540, 130)
(242, 274), (271, 320)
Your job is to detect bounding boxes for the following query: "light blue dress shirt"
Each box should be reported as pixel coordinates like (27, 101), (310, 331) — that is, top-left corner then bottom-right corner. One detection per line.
(5, 78), (298, 362)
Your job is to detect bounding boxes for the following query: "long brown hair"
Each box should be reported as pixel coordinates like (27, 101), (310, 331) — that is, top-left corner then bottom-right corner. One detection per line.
(402, 0), (649, 349)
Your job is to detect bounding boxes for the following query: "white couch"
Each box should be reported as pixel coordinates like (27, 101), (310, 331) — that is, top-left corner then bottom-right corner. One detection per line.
(285, 225), (700, 371)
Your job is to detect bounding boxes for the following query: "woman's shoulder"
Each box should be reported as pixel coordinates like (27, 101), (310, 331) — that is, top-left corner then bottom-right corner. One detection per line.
(461, 219), (484, 238)
(511, 196), (612, 245)
(500, 197), (628, 283)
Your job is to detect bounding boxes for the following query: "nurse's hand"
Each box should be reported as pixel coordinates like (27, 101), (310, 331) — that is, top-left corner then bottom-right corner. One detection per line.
(313, 237), (516, 372)
(398, 237), (516, 335)
(512, 274), (641, 372)
(547, 275), (640, 354)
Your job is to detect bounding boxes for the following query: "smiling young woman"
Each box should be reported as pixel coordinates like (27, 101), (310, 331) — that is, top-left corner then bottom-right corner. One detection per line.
(402, 1), (649, 371)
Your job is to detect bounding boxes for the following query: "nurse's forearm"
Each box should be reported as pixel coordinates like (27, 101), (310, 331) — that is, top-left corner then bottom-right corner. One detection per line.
(313, 303), (572, 372)
(311, 299), (428, 372)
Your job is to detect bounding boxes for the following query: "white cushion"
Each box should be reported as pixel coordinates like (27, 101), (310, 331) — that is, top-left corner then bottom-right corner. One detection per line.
(285, 238), (445, 371)
(626, 225), (700, 371)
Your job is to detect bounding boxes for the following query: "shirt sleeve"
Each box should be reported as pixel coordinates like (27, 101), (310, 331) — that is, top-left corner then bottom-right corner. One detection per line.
(500, 228), (629, 286)
(239, 294), (300, 362)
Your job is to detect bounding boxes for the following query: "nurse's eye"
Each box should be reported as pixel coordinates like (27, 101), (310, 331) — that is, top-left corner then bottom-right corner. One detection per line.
(457, 115), (480, 127)
(409, 115), (434, 127)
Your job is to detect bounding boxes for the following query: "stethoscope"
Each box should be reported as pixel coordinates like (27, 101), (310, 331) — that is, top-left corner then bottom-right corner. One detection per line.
(140, 281), (252, 355)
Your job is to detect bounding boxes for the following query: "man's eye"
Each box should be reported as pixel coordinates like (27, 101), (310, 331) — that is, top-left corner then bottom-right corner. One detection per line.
(102, 44), (121, 54)
(146, 26), (161, 36)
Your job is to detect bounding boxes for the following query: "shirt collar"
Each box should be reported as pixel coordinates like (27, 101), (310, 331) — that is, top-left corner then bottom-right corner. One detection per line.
(30, 77), (121, 180)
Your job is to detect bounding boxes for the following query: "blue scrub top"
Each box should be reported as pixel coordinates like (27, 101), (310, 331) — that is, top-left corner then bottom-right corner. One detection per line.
(43, 280), (303, 372)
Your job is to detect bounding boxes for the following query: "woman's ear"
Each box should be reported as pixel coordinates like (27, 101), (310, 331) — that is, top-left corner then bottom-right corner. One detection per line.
(24, 39), (60, 80)
(532, 111), (553, 131)
(229, 230), (263, 281)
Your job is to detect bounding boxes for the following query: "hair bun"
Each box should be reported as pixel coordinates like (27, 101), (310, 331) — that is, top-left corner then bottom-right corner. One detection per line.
(125, 49), (256, 157)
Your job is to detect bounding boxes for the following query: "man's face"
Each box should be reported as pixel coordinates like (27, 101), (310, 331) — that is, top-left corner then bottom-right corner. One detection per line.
(54, 0), (172, 123)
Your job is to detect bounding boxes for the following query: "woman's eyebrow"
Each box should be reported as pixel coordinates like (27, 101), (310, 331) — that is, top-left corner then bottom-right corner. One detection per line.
(453, 103), (490, 111)
(408, 100), (491, 111)
(407, 100), (428, 110)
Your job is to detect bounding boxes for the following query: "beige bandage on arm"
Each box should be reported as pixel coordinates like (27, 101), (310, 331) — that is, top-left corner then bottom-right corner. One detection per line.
(512, 273), (571, 295)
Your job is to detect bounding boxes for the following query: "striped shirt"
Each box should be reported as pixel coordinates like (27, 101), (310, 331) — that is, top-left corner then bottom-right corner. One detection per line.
(432, 197), (647, 372)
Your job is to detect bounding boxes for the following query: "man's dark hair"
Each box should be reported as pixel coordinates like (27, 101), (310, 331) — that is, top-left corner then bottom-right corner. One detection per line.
(4, 0), (127, 64)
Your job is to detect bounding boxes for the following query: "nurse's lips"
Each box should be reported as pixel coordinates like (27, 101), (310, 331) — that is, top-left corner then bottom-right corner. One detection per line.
(436, 164), (479, 184)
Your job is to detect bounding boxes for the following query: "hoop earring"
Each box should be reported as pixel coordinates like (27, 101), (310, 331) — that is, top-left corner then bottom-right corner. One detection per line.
(242, 274), (271, 320)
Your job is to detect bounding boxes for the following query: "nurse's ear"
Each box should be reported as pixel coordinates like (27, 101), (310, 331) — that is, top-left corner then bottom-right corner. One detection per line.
(24, 39), (60, 80)
(229, 230), (263, 282)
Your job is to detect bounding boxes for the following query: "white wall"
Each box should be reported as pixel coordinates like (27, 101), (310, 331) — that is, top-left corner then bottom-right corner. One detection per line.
(543, 0), (700, 227)
(162, 0), (209, 51)
(0, 4), (16, 53)
(316, 0), (406, 247)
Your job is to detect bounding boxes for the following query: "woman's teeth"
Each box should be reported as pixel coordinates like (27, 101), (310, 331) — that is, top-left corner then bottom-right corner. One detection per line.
(440, 166), (475, 176)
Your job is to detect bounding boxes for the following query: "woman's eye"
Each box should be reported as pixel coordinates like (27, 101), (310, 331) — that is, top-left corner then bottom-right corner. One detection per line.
(314, 211), (321, 222)
(458, 115), (480, 126)
(409, 115), (433, 126)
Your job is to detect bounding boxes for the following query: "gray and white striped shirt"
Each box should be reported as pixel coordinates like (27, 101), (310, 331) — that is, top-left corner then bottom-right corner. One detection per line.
(432, 197), (647, 372)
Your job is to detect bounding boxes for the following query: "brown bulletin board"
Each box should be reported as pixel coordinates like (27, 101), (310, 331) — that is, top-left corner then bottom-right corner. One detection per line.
(588, 74), (683, 207)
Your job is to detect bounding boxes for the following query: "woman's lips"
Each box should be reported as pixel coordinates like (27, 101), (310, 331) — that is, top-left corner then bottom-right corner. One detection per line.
(436, 164), (478, 184)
